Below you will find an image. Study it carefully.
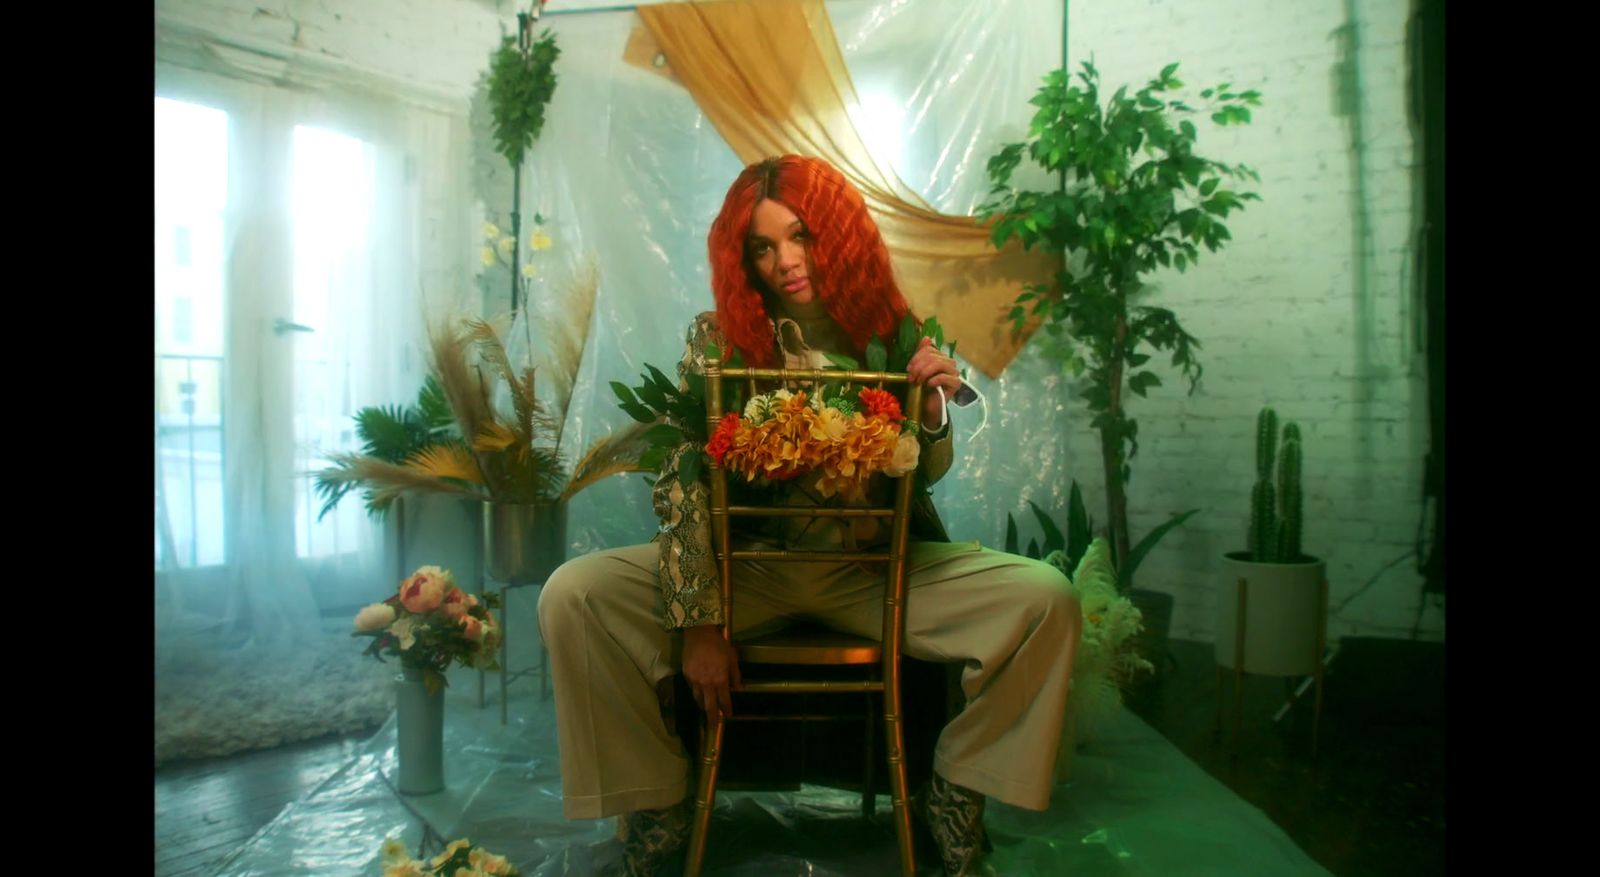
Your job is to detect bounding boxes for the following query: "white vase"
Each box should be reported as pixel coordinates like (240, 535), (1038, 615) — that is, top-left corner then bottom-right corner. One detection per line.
(1215, 552), (1327, 677)
(395, 665), (445, 795)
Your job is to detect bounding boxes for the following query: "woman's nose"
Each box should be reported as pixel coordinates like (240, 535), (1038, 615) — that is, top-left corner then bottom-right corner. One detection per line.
(777, 240), (804, 270)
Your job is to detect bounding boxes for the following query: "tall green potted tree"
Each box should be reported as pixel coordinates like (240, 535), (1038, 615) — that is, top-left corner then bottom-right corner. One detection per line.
(977, 60), (1262, 627)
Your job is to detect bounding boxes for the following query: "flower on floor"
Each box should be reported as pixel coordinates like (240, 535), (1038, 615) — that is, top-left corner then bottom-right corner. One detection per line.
(379, 835), (519, 877)
(353, 565), (504, 694)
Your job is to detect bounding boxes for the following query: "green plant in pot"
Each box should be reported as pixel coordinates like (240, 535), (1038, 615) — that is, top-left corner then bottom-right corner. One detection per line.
(979, 59), (1259, 668)
(1006, 480), (1195, 682)
(1217, 406), (1327, 677)
(315, 308), (652, 586)
(312, 374), (457, 522)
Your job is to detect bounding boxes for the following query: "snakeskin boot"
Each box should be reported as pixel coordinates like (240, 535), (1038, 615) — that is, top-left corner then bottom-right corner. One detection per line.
(916, 773), (995, 877)
(608, 797), (693, 877)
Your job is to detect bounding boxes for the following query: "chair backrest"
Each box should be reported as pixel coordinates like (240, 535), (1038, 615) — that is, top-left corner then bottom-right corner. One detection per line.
(703, 359), (924, 659)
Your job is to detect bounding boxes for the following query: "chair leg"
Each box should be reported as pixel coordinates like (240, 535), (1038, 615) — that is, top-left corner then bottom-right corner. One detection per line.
(683, 713), (724, 877)
(862, 695), (877, 819)
(883, 695), (915, 877)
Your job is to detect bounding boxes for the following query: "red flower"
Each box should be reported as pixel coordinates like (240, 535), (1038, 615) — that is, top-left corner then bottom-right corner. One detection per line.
(858, 387), (902, 422)
(706, 412), (741, 464)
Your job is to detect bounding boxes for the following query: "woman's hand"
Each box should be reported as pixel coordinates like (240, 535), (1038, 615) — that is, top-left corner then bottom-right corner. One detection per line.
(905, 336), (963, 430)
(682, 624), (742, 719)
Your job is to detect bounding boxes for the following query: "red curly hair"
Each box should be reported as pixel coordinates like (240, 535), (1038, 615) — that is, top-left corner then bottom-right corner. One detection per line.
(707, 155), (909, 366)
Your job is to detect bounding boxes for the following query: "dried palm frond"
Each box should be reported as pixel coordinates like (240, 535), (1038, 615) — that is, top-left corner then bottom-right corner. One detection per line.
(541, 259), (600, 446)
(427, 318), (496, 449)
(406, 442), (486, 486)
(316, 451), (483, 515)
(558, 421), (654, 502)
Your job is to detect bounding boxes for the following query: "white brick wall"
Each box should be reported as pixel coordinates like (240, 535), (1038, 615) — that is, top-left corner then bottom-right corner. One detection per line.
(1063, 0), (1442, 644)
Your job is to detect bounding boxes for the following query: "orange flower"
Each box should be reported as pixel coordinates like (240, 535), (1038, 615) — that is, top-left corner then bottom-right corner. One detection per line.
(706, 412), (741, 464)
(858, 388), (902, 422)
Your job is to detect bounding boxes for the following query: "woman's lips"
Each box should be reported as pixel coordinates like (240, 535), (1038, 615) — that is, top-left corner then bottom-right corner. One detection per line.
(783, 277), (809, 293)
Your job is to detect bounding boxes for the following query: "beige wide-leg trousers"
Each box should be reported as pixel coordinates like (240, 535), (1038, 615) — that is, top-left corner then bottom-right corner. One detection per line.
(537, 539), (1081, 820)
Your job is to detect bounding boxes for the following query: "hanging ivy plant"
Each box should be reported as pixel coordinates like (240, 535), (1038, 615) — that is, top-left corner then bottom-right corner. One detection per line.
(487, 27), (561, 169)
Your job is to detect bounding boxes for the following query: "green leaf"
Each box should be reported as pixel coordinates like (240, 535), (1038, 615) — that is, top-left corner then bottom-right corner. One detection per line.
(638, 446), (669, 472)
(679, 450), (704, 489)
(895, 315), (921, 367)
(644, 424), (683, 446)
(1030, 501), (1066, 557)
(866, 335), (888, 372)
(1066, 481), (1093, 564)
(824, 351), (861, 370)
(1118, 509), (1200, 590)
(610, 381), (640, 406)
(1005, 514), (1020, 554)
(1160, 62), (1180, 81)
(1199, 178), (1219, 196)
(621, 401), (655, 423)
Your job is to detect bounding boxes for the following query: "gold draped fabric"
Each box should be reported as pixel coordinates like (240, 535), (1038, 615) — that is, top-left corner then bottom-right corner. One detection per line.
(636, 0), (1059, 379)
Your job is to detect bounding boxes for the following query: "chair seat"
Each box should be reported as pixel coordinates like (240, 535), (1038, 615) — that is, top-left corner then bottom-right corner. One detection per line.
(738, 624), (881, 665)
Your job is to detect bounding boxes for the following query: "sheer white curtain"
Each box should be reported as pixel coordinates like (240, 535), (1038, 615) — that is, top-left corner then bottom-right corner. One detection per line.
(154, 59), (470, 761)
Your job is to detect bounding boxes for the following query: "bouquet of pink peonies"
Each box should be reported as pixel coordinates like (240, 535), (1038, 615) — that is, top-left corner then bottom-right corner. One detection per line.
(353, 565), (503, 694)
(379, 836), (518, 877)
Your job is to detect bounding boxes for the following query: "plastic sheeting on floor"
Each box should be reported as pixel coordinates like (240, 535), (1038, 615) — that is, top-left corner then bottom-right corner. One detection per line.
(213, 672), (1331, 876)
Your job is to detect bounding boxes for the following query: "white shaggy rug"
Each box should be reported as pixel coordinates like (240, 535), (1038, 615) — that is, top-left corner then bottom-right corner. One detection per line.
(155, 623), (395, 767)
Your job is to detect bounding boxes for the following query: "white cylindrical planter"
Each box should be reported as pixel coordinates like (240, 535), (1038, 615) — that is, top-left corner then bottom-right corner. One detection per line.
(395, 666), (445, 795)
(1216, 553), (1327, 677)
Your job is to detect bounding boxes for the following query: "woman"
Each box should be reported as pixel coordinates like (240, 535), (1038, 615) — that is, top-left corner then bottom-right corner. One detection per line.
(539, 155), (1081, 877)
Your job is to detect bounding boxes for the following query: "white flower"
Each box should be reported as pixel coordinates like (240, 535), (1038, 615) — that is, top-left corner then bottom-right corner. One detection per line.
(529, 229), (553, 251)
(389, 617), (417, 651)
(522, 261), (538, 279)
(353, 602), (396, 633)
(771, 388), (793, 404)
(884, 432), (920, 477)
(496, 235), (515, 260)
(743, 393), (775, 424)
(483, 221), (500, 240)
(480, 246), (496, 268)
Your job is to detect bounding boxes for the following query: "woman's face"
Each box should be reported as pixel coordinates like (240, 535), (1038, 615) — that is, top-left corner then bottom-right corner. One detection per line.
(746, 198), (814, 306)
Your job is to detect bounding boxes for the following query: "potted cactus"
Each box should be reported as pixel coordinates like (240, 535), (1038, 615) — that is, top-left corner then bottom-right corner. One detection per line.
(1216, 407), (1327, 677)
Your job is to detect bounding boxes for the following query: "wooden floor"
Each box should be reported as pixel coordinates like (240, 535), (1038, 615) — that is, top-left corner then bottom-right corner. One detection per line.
(153, 636), (1445, 876)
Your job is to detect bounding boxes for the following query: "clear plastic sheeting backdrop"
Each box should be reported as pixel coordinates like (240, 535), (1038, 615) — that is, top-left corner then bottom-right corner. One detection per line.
(213, 674), (1332, 876)
(517, 0), (1078, 564)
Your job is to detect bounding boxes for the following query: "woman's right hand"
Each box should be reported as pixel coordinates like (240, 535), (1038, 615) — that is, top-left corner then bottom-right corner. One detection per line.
(682, 624), (742, 719)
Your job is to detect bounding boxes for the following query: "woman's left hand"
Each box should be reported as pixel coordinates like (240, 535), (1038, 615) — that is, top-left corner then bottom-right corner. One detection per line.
(905, 336), (963, 431)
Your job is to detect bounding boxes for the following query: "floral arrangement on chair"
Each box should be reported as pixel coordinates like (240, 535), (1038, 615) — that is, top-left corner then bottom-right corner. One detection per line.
(1047, 537), (1153, 738)
(706, 386), (921, 501)
(380, 836), (518, 877)
(354, 566), (504, 694)
(614, 314), (958, 495)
